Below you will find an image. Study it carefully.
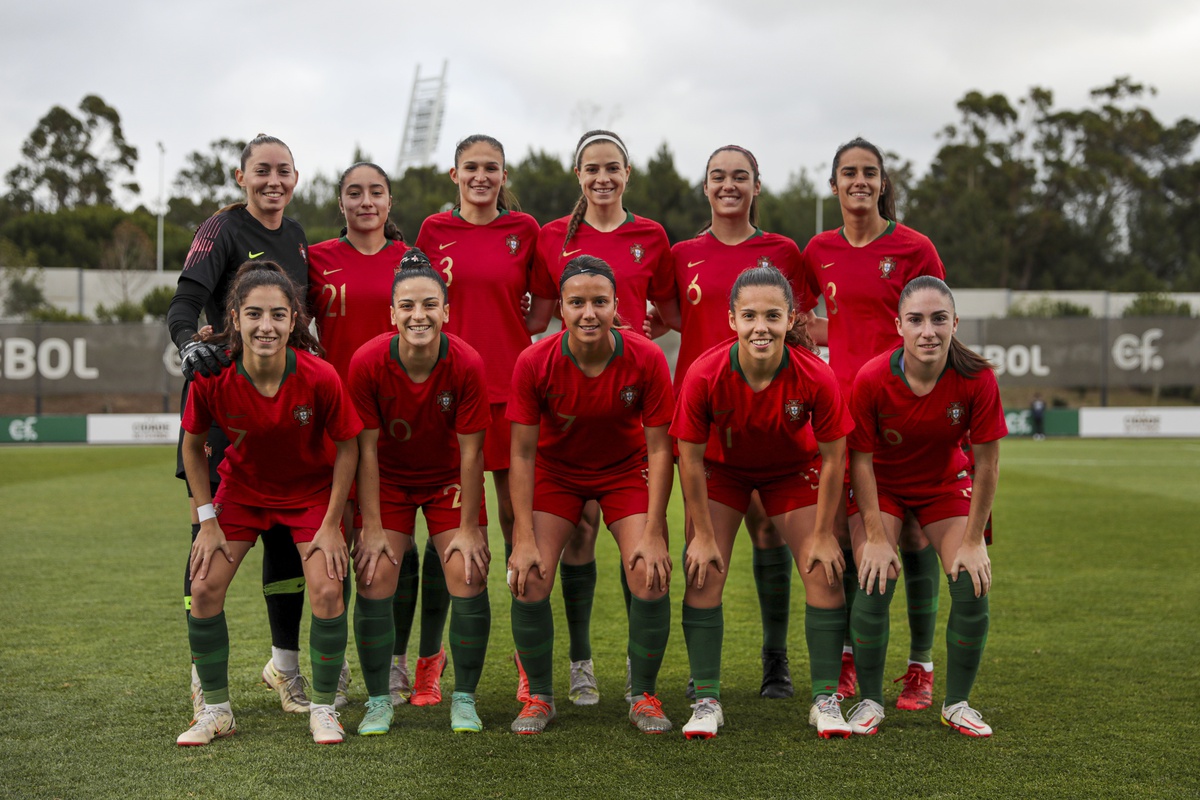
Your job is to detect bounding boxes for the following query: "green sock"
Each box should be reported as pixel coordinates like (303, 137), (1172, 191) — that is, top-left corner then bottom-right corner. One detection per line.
(188, 612), (230, 705)
(619, 565), (632, 617)
(628, 593), (670, 697)
(902, 545), (940, 663)
(682, 604), (723, 701)
(392, 545), (419, 656)
(353, 594), (394, 697)
(418, 538), (450, 658)
(849, 579), (897, 705)
(805, 605), (846, 700)
(752, 544), (792, 651)
(559, 560), (596, 662)
(309, 611), (347, 706)
(511, 597), (554, 697)
(841, 548), (857, 648)
(449, 590), (491, 694)
(944, 575), (989, 706)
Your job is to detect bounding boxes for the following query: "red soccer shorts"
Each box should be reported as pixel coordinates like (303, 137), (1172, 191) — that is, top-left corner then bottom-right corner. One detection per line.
(533, 462), (648, 527)
(211, 498), (333, 543)
(703, 460), (821, 516)
(358, 483), (488, 536)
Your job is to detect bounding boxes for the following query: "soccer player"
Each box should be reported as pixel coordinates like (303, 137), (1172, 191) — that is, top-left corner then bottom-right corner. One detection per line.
(669, 145), (806, 699)
(671, 265), (854, 740)
(414, 134), (541, 705)
(176, 261), (362, 746)
(166, 134), (317, 719)
(507, 256), (675, 735)
(799, 137), (947, 708)
(525, 130), (679, 706)
(843, 276), (1005, 737)
(348, 249), (493, 734)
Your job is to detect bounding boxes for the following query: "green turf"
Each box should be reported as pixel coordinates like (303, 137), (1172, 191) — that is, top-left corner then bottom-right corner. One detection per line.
(1, 440), (1197, 799)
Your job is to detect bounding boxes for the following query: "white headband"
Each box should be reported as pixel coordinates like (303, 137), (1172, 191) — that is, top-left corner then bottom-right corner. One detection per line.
(575, 134), (628, 165)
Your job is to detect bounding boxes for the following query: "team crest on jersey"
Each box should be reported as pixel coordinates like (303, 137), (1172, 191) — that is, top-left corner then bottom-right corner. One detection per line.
(436, 390), (455, 413)
(619, 384), (639, 408)
(784, 399), (806, 421)
(946, 402), (965, 425)
(203, 441), (213, 459)
(879, 256), (897, 278)
(293, 404), (314, 425)
(757, 256), (775, 270)
(630, 243), (645, 264)
(505, 234), (520, 255)
(298, 243), (308, 264)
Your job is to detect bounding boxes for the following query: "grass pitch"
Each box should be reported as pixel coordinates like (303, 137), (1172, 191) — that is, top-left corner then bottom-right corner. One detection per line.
(1, 439), (1197, 799)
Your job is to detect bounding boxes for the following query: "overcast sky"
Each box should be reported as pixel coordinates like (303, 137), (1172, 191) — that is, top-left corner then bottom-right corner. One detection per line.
(2, 0), (1198, 211)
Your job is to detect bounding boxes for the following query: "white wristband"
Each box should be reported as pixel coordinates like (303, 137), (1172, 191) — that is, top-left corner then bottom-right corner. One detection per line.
(197, 503), (217, 522)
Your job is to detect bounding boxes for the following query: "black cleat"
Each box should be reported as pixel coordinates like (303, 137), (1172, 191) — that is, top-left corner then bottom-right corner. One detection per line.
(760, 648), (794, 699)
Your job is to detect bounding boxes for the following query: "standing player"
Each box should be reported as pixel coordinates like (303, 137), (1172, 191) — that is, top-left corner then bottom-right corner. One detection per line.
(307, 162), (424, 708)
(507, 256), (675, 735)
(672, 265), (854, 740)
(176, 261), (362, 746)
(414, 134), (541, 705)
(669, 145), (806, 699)
(526, 130), (679, 706)
(348, 251), (493, 735)
(843, 276), (1004, 737)
(799, 137), (946, 708)
(167, 134), (316, 718)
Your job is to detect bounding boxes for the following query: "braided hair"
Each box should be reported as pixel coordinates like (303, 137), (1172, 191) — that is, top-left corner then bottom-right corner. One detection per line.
(564, 130), (629, 250)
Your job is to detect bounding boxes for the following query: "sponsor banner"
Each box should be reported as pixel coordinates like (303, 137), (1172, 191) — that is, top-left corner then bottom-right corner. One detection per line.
(1003, 408), (1079, 437)
(1079, 407), (1200, 438)
(86, 414), (180, 444)
(0, 415), (88, 443)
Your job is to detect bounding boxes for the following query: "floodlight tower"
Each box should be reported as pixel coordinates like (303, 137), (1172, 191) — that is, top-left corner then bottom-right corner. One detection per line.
(395, 61), (448, 175)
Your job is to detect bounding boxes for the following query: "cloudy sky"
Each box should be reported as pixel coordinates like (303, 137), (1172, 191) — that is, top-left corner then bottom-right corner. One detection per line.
(1, 0), (1197, 209)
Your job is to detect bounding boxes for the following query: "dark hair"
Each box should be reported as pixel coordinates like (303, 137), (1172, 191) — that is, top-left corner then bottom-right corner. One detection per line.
(898, 276), (992, 378)
(564, 129), (629, 249)
(728, 266), (818, 353)
(199, 260), (323, 360)
(830, 137), (895, 222)
(699, 145), (761, 234)
(337, 162), (403, 241)
(558, 254), (627, 329)
(391, 247), (447, 302)
(217, 133), (296, 216)
(453, 134), (520, 213)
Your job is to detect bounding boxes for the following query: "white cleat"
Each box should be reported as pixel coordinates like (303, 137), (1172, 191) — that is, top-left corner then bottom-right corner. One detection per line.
(808, 693), (852, 739)
(262, 659), (310, 713)
(177, 705), (235, 746)
(941, 701), (992, 737)
(335, 660), (352, 709)
(309, 704), (344, 744)
(390, 654), (411, 706)
(682, 697), (724, 740)
(189, 664), (204, 723)
(847, 699), (885, 735)
(568, 658), (599, 706)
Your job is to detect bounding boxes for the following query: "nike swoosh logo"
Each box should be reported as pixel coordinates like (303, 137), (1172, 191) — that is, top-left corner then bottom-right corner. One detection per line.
(323, 268), (343, 276)
(319, 655), (337, 661)
(820, 262), (834, 269)
(439, 242), (456, 250)
(714, 409), (733, 416)
(688, 260), (704, 268)
(562, 248), (583, 257)
(249, 251), (265, 259)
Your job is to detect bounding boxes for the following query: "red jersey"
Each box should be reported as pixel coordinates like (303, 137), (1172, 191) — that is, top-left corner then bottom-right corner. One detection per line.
(848, 348), (1007, 492)
(507, 329), (673, 482)
(671, 230), (803, 393)
(415, 210), (540, 403)
(182, 348), (363, 508)
(530, 212), (675, 336)
(671, 342), (852, 478)
(307, 237), (409, 378)
(798, 221), (944, 394)
(348, 332), (491, 488)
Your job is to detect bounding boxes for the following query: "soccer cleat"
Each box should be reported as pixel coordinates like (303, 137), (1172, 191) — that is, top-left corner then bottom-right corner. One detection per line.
(410, 647), (447, 706)
(177, 705), (236, 746)
(189, 664), (204, 724)
(511, 694), (556, 735)
(808, 693), (853, 740)
(941, 701), (992, 738)
(262, 659), (311, 713)
(847, 699), (885, 736)
(624, 656), (633, 703)
(450, 692), (483, 733)
(682, 698), (724, 740)
(837, 650), (858, 699)
(894, 663), (934, 710)
(335, 660), (352, 709)
(514, 651), (531, 703)
(390, 654), (411, 706)
(357, 696), (393, 736)
(629, 693), (673, 734)
(685, 676), (696, 701)
(568, 658), (599, 706)
(760, 648), (794, 699)
(309, 704), (345, 744)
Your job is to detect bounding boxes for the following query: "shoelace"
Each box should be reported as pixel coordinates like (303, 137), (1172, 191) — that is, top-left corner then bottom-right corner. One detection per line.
(690, 699), (719, 719)
(894, 666), (926, 688)
(632, 693), (666, 717)
(364, 697), (391, 715)
(817, 693), (844, 714)
(517, 697), (553, 719)
(312, 707), (342, 729)
(283, 672), (310, 699)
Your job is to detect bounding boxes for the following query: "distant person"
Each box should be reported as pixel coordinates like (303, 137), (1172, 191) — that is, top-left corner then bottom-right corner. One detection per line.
(1031, 393), (1047, 440)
